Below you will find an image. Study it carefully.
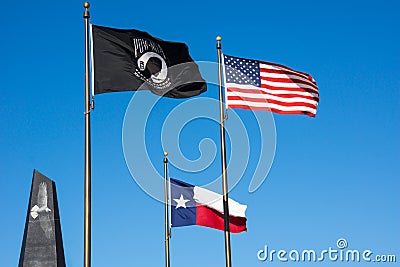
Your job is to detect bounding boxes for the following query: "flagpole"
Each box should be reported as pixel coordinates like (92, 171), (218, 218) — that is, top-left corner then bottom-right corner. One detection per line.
(216, 36), (232, 267)
(163, 152), (171, 267)
(83, 2), (92, 267)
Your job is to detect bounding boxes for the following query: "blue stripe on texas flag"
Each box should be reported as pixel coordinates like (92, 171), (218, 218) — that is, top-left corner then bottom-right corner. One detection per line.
(170, 178), (197, 227)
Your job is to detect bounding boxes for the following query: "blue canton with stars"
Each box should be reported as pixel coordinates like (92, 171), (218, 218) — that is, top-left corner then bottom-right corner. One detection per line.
(170, 178), (197, 227)
(223, 54), (261, 87)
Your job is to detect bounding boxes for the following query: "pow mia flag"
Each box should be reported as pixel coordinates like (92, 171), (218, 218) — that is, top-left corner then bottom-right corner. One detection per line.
(90, 24), (207, 98)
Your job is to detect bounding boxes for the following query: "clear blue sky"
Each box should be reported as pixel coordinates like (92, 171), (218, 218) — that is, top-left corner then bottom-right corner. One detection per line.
(1, 0), (399, 266)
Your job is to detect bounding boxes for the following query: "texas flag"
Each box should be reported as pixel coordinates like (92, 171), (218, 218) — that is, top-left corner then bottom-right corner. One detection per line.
(170, 178), (247, 233)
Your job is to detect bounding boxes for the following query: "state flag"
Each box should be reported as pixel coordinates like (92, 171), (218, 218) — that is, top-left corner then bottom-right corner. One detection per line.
(170, 178), (247, 233)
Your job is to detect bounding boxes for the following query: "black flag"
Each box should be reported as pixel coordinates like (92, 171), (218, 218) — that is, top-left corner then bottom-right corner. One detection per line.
(90, 24), (207, 98)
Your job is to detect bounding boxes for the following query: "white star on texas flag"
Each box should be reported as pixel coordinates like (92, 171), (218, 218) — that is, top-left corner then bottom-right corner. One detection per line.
(173, 194), (190, 209)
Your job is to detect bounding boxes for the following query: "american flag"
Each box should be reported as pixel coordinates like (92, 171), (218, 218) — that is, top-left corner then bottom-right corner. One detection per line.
(222, 54), (319, 117)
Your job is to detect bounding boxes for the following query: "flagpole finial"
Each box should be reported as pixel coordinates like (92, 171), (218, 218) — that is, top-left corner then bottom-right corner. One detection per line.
(83, 2), (90, 9)
(216, 36), (222, 49)
(164, 152), (168, 163)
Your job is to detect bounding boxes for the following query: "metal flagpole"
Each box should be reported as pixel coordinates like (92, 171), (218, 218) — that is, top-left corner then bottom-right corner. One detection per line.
(216, 36), (232, 267)
(163, 152), (171, 267)
(83, 2), (92, 267)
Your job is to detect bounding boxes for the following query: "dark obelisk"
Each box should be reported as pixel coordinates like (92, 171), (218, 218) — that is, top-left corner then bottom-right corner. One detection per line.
(19, 170), (66, 267)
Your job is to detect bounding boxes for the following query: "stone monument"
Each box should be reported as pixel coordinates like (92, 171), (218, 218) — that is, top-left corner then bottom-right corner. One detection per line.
(19, 170), (66, 266)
